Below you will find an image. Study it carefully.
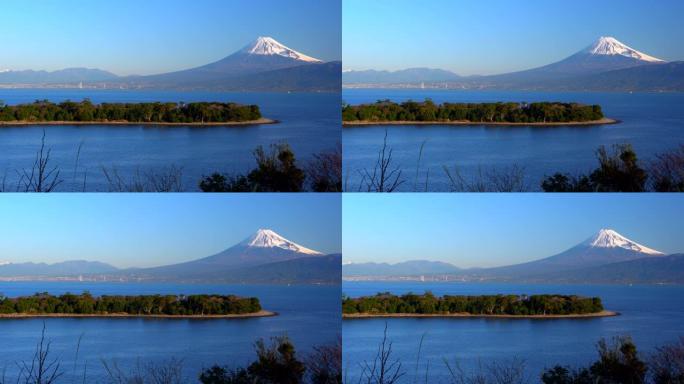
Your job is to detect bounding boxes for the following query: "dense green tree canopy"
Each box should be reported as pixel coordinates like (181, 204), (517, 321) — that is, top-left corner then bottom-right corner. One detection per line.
(342, 99), (604, 123)
(0, 100), (261, 123)
(342, 292), (604, 316)
(0, 292), (261, 315)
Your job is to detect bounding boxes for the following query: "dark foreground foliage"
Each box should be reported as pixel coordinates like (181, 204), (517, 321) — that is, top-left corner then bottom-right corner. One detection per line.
(0, 292), (261, 316)
(199, 143), (342, 192)
(342, 292), (604, 316)
(1, 327), (340, 384)
(351, 326), (684, 384)
(199, 336), (342, 384)
(342, 99), (604, 123)
(349, 128), (684, 192)
(0, 99), (261, 123)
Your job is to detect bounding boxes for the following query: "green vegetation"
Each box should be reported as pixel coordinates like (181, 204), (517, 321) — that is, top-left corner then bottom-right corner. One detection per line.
(0, 99), (262, 123)
(0, 292), (261, 316)
(199, 143), (342, 192)
(342, 99), (604, 123)
(342, 292), (604, 316)
(543, 144), (684, 192)
(541, 336), (649, 384)
(8, 326), (341, 383)
(355, 326), (684, 384)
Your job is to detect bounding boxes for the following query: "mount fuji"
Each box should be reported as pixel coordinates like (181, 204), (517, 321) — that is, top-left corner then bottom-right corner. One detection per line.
(116, 228), (339, 283)
(482, 229), (665, 279)
(106, 36), (340, 91)
(509, 36), (665, 77)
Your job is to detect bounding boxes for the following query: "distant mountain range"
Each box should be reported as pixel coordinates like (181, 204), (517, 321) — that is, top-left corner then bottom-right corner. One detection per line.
(343, 36), (683, 91)
(0, 229), (340, 284)
(0, 37), (340, 92)
(344, 229), (683, 284)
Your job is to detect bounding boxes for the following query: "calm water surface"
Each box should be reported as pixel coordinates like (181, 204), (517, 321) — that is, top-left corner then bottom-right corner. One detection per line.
(0, 89), (339, 191)
(0, 281), (339, 382)
(342, 281), (684, 383)
(343, 89), (684, 191)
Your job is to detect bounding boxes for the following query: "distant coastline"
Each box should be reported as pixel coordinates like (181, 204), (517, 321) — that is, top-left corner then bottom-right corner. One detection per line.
(343, 118), (617, 127)
(343, 310), (618, 319)
(0, 117), (277, 127)
(0, 309), (277, 319)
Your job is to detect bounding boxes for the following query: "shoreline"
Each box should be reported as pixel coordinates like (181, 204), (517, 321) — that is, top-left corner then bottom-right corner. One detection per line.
(343, 117), (617, 127)
(0, 117), (278, 127)
(343, 310), (618, 319)
(0, 309), (277, 319)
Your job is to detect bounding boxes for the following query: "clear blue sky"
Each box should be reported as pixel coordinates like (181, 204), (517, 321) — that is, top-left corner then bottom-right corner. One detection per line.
(0, 194), (341, 268)
(0, 0), (341, 75)
(343, 194), (684, 268)
(343, 0), (684, 75)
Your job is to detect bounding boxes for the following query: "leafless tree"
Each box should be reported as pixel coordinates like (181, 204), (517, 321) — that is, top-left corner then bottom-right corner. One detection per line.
(358, 323), (405, 384)
(102, 358), (184, 384)
(16, 130), (63, 192)
(444, 358), (528, 384)
(649, 144), (684, 191)
(102, 166), (184, 192)
(443, 165), (528, 192)
(15, 323), (64, 384)
(648, 337), (684, 384)
(307, 143), (342, 192)
(307, 336), (342, 384)
(358, 129), (404, 192)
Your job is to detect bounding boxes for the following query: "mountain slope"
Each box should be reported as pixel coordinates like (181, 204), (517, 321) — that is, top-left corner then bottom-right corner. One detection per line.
(227, 254), (341, 284)
(540, 254), (684, 284)
(191, 61), (341, 91)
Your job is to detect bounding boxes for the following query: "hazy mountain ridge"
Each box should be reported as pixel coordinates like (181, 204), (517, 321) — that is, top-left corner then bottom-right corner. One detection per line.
(1, 229), (340, 284)
(343, 260), (461, 276)
(0, 260), (118, 277)
(343, 37), (682, 91)
(0, 37), (338, 91)
(344, 229), (682, 284)
(343, 68), (461, 84)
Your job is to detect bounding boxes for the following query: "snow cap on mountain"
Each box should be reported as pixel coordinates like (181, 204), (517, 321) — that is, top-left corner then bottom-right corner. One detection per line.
(241, 37), (321, 63)
(241, 228), (322, 255)
(583, 228), (664, 255)
(583, 36), (665, 63)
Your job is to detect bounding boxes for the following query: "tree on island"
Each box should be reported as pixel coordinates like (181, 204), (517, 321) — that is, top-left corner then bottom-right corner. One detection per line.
(0, 99), (261, 123)
(342, 99), (604, 123)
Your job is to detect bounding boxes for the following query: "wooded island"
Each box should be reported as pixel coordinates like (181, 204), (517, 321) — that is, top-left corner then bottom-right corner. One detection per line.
(0, 292), (273, 318)
(342, 292), (614, 318)
(342, 100), (613, 126)
(0, 100), (273, 125)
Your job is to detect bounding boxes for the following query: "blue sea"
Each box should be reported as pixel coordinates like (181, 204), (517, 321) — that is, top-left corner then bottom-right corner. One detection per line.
(0, 89), (340, 191)
(342, 281), (684, 383)
(343, 89), (684, 191)
(0, 281), (340, 382)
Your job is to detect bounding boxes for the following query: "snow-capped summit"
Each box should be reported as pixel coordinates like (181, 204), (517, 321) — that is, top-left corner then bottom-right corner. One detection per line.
(241, 229), (322, 255)
(584, 36), (665, 63)
(241, 36), (321, 63)
(583, 228), (664, 255)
